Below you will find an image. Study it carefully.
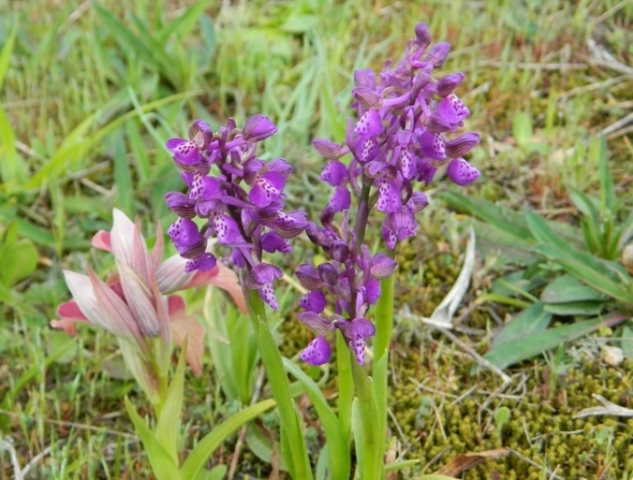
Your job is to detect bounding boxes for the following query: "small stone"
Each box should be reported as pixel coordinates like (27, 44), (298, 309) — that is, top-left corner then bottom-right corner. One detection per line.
(601, 346), (624, 367)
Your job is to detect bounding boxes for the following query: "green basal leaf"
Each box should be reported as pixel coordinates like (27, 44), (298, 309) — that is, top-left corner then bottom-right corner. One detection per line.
(180, 399), (276, 480)
(532, 244), (633, 306)
(543, 301), (605, 316)
(284, 359), (350, 480)
(540, 274), (608, 304)
(524, 208), (569, 250)
(485, 316), (621, 369)
(204, 465), (227, 480)
(245, 423), (288, 472)
(124, 397), (182, 480)
(491, 270), (547, 298)
(492, 302), (553, 347)
(247, 291), (313, 480)
(439, 191), (532, 241)
(580, 217), (604, 258)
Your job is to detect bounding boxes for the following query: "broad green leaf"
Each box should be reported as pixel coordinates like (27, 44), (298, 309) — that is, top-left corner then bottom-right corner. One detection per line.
(244, 423), (288, 472)
(543, 301), (605, 316)
(533, 244), (633, 306)
(524, 208), (569, 250)
(485, 316), (623, 369)
(284, 358), (351, 480)
(124, 398), (181, 480)
(491, 270), (547, 298)
(540, 274), (608, 304)
(206, 465), (228, 480)
(180, 399), (276, 480)
(492, 302), (552, 347)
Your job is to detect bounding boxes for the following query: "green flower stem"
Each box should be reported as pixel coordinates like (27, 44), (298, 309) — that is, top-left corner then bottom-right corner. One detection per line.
(336, 330), (353, 443)
(246, 290), (313, 480)
(372, 271), (394, 453)
(351, 358), (383, 480)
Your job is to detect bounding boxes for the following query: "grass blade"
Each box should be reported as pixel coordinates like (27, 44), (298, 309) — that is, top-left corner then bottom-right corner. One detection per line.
(158, 0), (210, 44)
(0, 26), (17, 90)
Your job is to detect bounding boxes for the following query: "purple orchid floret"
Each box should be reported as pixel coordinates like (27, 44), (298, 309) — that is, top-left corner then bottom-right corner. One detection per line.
(297, 22), (480, 366)
(164, 116), (307, 310)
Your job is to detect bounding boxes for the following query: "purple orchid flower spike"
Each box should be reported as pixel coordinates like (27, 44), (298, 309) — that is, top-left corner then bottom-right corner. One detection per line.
(297, 21), (480, 366)
(164, 116), (307, 311)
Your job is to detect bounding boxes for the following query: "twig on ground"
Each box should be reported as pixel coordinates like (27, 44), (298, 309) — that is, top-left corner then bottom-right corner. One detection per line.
(573, 394), (633, 419)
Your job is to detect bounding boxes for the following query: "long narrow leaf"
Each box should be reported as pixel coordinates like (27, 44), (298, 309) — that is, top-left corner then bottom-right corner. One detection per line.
(533, 244), (633, 306)
(180, 399), (276, 480)
(124, 397), (181, 480)
(155, 349), (187, 463)
(284, 359), (351, 480)
(0, 26), (16, 90)
(524, 208), (568, 250)
(439, 190), (532, 240)
(492, 302), (552, 347)
(485, 316), (623, 369)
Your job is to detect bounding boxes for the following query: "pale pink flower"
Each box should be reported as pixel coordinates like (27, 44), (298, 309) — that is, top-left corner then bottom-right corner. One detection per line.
(52, 209), (246, 382)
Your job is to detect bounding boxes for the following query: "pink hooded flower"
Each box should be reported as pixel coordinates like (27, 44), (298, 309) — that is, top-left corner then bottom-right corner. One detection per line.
(51, 209), (247, 380)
